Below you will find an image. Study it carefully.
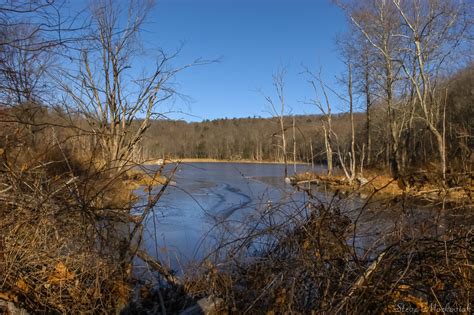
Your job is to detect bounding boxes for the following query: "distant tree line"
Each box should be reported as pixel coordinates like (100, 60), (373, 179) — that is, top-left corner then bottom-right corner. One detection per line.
(139, 114), (366, 163)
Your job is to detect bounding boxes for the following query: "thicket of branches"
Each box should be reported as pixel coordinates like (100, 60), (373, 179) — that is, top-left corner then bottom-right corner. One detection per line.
(331, 0), (473, 180)
(0, 110), (180, 312)
(0, 0), (189, 312)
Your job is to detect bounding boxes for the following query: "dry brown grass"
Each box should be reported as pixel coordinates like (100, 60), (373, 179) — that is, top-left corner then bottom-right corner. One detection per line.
(123, 168), (169, 190)
(0, 110), (191, 313)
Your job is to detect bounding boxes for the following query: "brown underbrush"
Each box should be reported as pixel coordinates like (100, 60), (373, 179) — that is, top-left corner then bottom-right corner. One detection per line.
(1, 120), (471, 313)
(0, 125), (171, 313)
(186, 187), (473, 314)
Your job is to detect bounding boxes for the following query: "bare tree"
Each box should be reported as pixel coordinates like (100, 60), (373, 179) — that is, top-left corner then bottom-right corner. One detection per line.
(336, 30), (370, 182)
(361, 41), (373, 166)
(347, 62), (356, 182)
(305, 68), (334, 176)
(347, 32), (376, 167)
(338, 0), (405, 178)
(0, 1), (87, 149)
(292, 115), (297, 172)
(391, 0), (471, 180)
(326, 61), (358, 184)
(58, 0), (208, 171)
(0, 0), (85, 52)
(263, 68), (289, 177)
(0, 25), (53, 106)
(0, 0), (87, 107)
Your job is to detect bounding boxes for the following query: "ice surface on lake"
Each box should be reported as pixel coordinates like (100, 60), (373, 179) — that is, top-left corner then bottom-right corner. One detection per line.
(138, 162), (315, 269)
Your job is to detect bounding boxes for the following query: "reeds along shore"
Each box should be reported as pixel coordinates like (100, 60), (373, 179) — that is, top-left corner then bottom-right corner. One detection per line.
(291, 170), (473, 205)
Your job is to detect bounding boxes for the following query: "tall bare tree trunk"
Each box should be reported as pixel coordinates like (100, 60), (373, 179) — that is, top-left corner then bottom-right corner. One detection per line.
(364, 55), (372, 166)
(263, 68), (288, 177)
(324, 126), (333, 176)
(349, 63), (356, 182)
(442, 89), (447, 181)
(305, 68), (333, 176)
(293, 116), (297, 173)
(385, 59), (399, 178)
(280, 116), (288, 177)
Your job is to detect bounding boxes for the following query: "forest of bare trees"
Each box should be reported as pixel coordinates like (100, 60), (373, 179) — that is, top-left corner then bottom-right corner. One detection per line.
(1, 0), (471, 178)
(334, 0), (473, 180)
(140, 114), (361, 162)
(136, 0), (474, 184)
(140, 56), (472, 175)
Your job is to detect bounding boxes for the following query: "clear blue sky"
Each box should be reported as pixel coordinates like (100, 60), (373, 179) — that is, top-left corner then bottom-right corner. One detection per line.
(144, 0), (349, 121)
(71, 0), (349, 121)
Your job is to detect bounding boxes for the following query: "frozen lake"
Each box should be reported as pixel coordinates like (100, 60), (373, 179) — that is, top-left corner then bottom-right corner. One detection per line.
(136, 162), (317, 270)
(133, 162), (470, 277)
